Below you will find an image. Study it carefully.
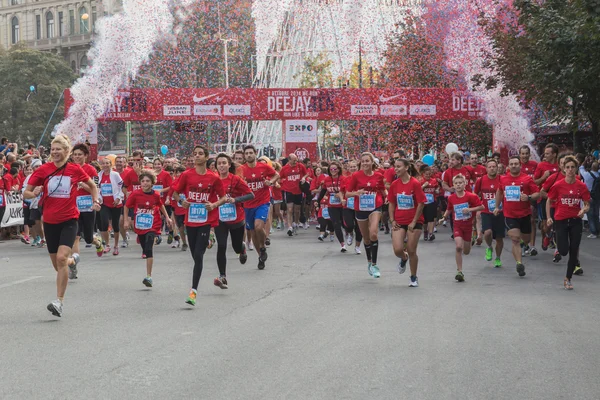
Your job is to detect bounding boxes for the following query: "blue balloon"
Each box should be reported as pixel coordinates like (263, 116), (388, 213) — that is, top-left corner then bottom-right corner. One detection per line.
(594, 150), (599, 159)
(29, 85), (35, 92)
(422, 154), (435, 166)
(160, 145), (168, 155)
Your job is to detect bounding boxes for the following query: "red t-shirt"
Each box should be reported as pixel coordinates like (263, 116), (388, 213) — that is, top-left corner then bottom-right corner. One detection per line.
(169, 177), (186, 216)
(442, 166), (472, 194)
(3, 174), (14, 191)
(447, 191), (482, 225)
(310, 173), (328, 192)
(75, 164), (99, 204)
(419, 177), (439, 204)
(466, 164), (486, 186)
(0, 176), (5, 207)
(520, 160), (538, 177)
(241, 163), (277, 208)
(321, 175), (345, 208)
(474, 175), (501, 214)
(219, 173), (252, 225)
(173, 169), (225, 228)
(548, 179), (590, 221)
(533, 161), (559, 186)
(279, 163), (307, 195)
(347, 170), (386, 211)
(383, 168), (397, 186)
(125, 189), (163, 235)
(388, 177), (427, 224)
(499, 173), (539, 218)
(272, 185), (283, 202)
(122, 168), (141, 194)
(154, 169), (173, 199)
(99, 173), (121, 208)
(28, 162), (90, 224)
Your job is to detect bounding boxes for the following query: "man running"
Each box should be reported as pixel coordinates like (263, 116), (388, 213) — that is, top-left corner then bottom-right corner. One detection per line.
(474, 159), (504, 267)
(466, 153), (486, 245)
(518, 146), (538, 255)
(279, 154), (308, 237)
(534, 144), (559, 252)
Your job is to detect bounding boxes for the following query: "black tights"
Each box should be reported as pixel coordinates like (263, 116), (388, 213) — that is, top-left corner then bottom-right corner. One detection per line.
(138, 232), (156, 258)
(99, 205), (121, 233)
(215, 221), (245, 277)
(187, 225), (211, 290)
(318, 217), (334, 233)
(555, 218), (582, 279)
(327, 207), (345, 243)
(343, 208), (363, 243)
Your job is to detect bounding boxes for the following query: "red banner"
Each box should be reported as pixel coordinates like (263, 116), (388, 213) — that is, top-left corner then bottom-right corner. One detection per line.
(64, 88), (483, 122)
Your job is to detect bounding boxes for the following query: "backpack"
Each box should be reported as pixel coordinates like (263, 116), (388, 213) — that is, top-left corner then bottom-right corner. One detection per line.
(591, 172), (600, 201)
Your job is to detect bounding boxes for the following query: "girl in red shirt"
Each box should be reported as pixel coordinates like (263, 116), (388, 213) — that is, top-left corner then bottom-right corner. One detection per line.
(388, 159), (426, 287)
(341, 160), (363, 254)
(316, 161), (347, 252)
(346, 152), (386, 278)
(124, 171), (172, 288)
(166, 166), (188, 250)
(24, 135), (100, 318)
(419, 165), (439, 241)
(546, 156), (590, 289)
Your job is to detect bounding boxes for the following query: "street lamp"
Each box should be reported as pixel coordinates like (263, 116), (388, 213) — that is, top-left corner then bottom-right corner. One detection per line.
(81, 13), (89, 33)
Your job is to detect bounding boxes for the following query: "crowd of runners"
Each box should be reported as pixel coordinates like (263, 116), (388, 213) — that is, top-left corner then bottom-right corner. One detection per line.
(2, 134), (597, 317)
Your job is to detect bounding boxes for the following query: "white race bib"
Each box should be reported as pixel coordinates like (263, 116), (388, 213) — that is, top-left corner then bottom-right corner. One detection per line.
(101, 183), (113, 197)
(396, 194), (414, 210)
(358, 194), (376, 211)
(322, 207), (330, 219)
(329, 193), (341, 205)
(188, 203), (208, 223)
(76, 195), (93, 212)
(454, 202), (471, 221)
(135, 213), (154, 230)
(219, 203), (237, 222)
(505, 185), (521, 202)
(425, 193), (435, 204)
(48, 176), (71, 199)
(346, 197), (355, 209)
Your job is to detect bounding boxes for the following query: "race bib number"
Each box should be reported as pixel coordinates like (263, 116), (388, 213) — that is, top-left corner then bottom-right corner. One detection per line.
(487, 199), (502, 213)
(454, 202), (471, 221)
(48, 176), (71, 199)
(219, 203), (237, 222)
(188, 203), (208, 223)
(322, 207), (330, 219)
(359, 194), (376, 211)
(425, 193), (435, 204)
(76, 195), (93, 212)
(152, 185), (163, 193)
(396, 194), (414, 210)
(135, 213), (154, 230)
(346, 197), (355, 209)
(329, 193), (341, 205)
(101, 183), (113, 197)
(505, 185), (521, 202)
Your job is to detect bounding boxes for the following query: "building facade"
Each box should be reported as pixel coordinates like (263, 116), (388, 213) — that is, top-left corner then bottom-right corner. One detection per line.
(0, 0), (122, 75)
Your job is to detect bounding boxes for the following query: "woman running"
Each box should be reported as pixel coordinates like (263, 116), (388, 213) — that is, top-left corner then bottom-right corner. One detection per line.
(546, 156), (590, 290)
(152, 158), (173, 245)
(124, 171), (172, 287)
(173, 145), (227, 306)
(24, 134), (101, 317)
(419, 164), (439, 241)
(214, 153), (255, 289)
(316, 160), (347, 252)
(98, 157), (124, 256)
(316, 196), (335, 242)
(346, 152), (386, 278)
(388, 159), (426, 287)
(341, 160), (362, 254)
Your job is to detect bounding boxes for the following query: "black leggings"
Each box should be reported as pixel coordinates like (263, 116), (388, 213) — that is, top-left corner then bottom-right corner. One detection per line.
(77, 211), (96, 244)
(327, 207), (345, 243)
(555, 218), (582, 279)
(138, 231), (156, 258)
(318, 217), (334, 233)
(187, 225), (211, 290)
(215, 221), (245, 277)
(99, 205), (121, 233)
(343, 208), (363, 243)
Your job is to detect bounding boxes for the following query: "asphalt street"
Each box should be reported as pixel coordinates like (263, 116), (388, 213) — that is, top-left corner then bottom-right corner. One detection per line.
(1, 224), (599, 400)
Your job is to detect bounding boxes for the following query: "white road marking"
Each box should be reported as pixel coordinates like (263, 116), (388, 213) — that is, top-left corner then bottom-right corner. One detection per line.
(0, 276), (42, 289)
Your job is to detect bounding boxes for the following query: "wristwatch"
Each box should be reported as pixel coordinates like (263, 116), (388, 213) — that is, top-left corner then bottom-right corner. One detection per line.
(527, 195), (531, 201)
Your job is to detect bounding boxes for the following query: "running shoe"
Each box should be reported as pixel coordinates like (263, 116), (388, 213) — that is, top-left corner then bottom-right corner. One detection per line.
(523, 245), (530, 256)
(329, 234), (334, 242)
(442, 220), (447, 227)
(143, 276), (153, 287)
(214, 276), (228, 289)
(428, 234), (435, 242)
(367, 261), (373, 276)
(287, 227), (294, 237)
(96, 242), (104, 257)
(182, 243), (189, 251)
(259, 247), (268, 263)
(355, 246), (362, 255)
(485, 247), (493, 262)
(542, 235), (551, 251)
(409, 276), (419, 287)
(31, 236), (40, 247)
(423, 234), (429, 242)
(167, 233), (173, 244)
(69, 253), (80, 280)
(142, 254), (147, 259)
(434, 227), (438, 233)
(239, 242), (248, 264)
(155, 235), (162, 246)
(573, 265), (583, 276)
(257, 259), (266, 270)
(104, 245), (111, 254)
(121, 240), (129, 248)
(494, 257), (502, 268)
(265, 237), (271, 246)
(207, 232), (215, 249)
(248, 241), (254, 251)
(553, 251), (562, 263)
(86, 243), (92, 248)
(397, 254), (408, 274)
(304, 222), (309, 230)
(185, 290), (197, 306)
(564, 279), (573, 290)
(529, 247), (538, 256)
(37, 239), (46, 248)
(341, 245), (347, 253)
(587, 234), (597, 239)
(113, 248), (119, 256)
(293, 226), (298, 235)
(47, 299), (63, 317)
(371, 264), (381, 278)
(172, 240), (180, 249)
(318, 235), (325, 242)
(516, 262), (526, 277)
(21, 235), (30, 245)
(345, 233), (353, 246)
(455, 271), (465, 282)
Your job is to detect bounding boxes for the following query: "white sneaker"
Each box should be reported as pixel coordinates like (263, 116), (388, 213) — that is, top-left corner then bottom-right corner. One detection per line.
(248, 241), (254, 251)
(329, 234), (334, 242)
(409, 277), (419, 287)
(355, 246), (362, 255)
(171, 240), (180, 248)
(304, 222), (309, 230)
(434, 227), (438, 233)
(345, 233), (353, 246)
(121, 241), (129, 248)
(341, 245), (347, 253)
(588, 234), (597, 239)
(47, 299), (63, 317)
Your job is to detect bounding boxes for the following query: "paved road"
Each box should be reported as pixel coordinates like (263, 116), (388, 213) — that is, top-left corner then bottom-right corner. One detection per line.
(1, 224), (599, 400)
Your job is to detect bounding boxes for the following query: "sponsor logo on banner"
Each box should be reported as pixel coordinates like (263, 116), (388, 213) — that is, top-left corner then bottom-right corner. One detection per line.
(410, 105), (437, 116)
(452, 92), (483, 117)
(293, 147), (311, 160)
(351, 105), (378, 116)
(193, 93), (221, 102)
(1, 191), (23, 228)
(267, 90), (334, 118)
(380, 105), (408, 116)
(224, 105), (251, 116)
(163, 105), (191, 116)
(285, 120), (318, 143)
(194, 105), (222, 116)
(379, 94), (407, 103)
(105, 91), (148, 118)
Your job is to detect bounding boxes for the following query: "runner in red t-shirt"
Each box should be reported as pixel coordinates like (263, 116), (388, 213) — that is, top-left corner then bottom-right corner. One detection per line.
(124, 170), (172, 288)
(534, 144), (559, 249)
(418, 164), (439, 241)
(340, 160), (363, 254)
(495, 156), (540, 277)
(466, 153), (487, 245)
(167, 166), (188, 250)
(546, 156), (590, 289)
(24, 135), (100, 318)
(442, 174), (483, 282)
(388, 159), (426, 287)
(315, 161), (346, 250)
(474, 159), (504, 267)
(279, 154), (309, 235)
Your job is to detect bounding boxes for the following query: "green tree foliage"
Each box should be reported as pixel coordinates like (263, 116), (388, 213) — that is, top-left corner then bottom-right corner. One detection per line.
(295, 52), (334, 88)
(0, 43), (77, 145)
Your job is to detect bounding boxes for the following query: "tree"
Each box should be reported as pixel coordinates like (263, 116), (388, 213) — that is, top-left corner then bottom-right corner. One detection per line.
(0, 43), (78, 145)
(295, 52), (334, 88)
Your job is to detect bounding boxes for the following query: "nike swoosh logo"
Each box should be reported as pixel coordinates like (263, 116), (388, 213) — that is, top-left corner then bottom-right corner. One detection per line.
(193, 93), (221, 102)
(379, 94), (406, 102)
